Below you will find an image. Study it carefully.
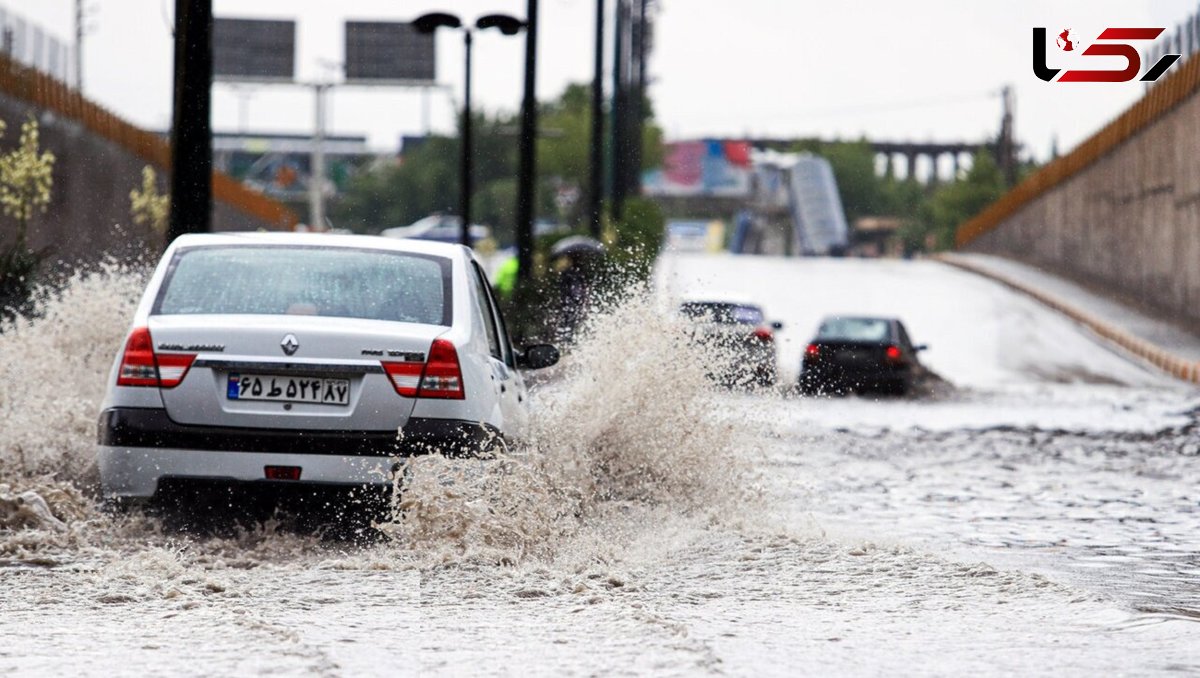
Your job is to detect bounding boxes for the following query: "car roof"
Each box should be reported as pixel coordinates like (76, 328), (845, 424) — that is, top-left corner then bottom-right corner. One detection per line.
(819, 315), (898, 324)
(169, 231), (470, 259)
(679, 298), (762, 310)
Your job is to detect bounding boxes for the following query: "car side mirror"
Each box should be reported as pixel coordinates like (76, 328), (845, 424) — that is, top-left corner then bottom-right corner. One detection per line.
(770, 321), (784, 331)
(914, 344), (929, 352)
(518, 344), (560, 369)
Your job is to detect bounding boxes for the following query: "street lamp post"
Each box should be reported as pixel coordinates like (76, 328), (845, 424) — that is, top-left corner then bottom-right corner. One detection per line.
(168, 0), (213, 246)
(461, 30), (473, 246)
(414, 12), (526, 249)
(515, 0), (539, 287)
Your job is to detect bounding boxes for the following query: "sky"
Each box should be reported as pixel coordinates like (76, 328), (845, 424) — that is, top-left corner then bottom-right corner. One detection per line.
(12, 1), (1200, 163)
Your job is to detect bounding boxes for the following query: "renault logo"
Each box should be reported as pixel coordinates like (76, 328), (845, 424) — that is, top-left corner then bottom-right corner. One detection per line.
(280, 334), (299, 356)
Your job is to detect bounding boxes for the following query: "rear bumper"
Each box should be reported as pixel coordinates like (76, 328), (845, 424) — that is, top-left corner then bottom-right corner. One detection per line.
(800, 362), (908, 387)
(709, 347), (777, 383)
(97, 446), (400, 499)
(96, 407), (502, 499)
(98, 408), (499, 456)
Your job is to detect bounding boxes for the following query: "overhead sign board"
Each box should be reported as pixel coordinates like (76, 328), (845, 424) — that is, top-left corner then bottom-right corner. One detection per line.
(214, 18), (296, 81)
(344, 21), (435, 83)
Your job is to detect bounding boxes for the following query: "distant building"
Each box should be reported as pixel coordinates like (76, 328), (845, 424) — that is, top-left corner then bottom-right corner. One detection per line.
(850, 216), (906, 258)
(0, 4), (75, 85)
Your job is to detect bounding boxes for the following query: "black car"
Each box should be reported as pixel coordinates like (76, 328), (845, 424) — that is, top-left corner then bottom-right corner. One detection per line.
(798, 316), (928, 395)
(679, 300), (782, 388)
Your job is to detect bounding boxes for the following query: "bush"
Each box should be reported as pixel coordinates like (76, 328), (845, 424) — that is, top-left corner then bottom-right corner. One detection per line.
(0, 243), (42, 322)
(607, 197), (664, 282)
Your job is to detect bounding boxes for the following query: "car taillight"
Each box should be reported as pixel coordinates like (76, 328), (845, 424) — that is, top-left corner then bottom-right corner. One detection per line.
(885, 345), (902, 363)
(419, 338), (465, 399)
(382, 338), (465, 400)
(805, 343), (821, 360)
(116, 327), (196, 388)
(751, 327), (774, 342)
(382, 360), (423, 397)
(156, 353), (195, 387)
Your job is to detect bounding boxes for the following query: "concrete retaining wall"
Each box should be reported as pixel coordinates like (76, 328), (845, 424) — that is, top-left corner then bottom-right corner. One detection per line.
(0, 95), (287, 267)
(965, 90), (1200, 331)
(958, 54), (1200, 333)
(0, 55), (296, 269)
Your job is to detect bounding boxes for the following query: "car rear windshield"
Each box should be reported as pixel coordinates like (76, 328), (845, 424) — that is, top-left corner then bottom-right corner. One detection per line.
(155, 246), (452, 326)
(817, 318), (891, 342)
(680, 302), (764, 325)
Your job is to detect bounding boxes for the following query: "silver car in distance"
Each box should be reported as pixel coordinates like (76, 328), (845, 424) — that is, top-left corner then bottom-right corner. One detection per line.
(96, 232), (558, 505)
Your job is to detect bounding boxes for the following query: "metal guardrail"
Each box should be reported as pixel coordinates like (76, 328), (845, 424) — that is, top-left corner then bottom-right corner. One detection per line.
(955, 43), (1200, 249)
(0, 52), (298, 230)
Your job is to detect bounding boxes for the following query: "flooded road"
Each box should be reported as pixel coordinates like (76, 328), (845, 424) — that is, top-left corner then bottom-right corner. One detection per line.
(2, 256), (1200, 675)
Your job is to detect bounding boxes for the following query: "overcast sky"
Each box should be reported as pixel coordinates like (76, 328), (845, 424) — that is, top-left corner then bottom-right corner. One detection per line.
(14, 1), (1200, 162)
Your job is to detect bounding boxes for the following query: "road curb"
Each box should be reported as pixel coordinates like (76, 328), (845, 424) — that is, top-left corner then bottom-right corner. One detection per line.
(934, 254), (1200, 385)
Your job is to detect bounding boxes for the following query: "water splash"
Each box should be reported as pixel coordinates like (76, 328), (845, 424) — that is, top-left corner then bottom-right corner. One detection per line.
(381, 285), (755, 562)
(0, 262), (147, 484)
(0, 268), (755, 568)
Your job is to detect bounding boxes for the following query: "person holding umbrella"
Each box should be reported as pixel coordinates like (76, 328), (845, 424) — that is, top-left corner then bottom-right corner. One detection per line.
(551, 236), (605, 343)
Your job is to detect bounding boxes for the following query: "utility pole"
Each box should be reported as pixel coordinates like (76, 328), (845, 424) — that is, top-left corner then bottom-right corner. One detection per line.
(587, 0), (605, 240)
(460, 30), (474, 247)
(997, 85), (1016, 187)
(74, 0), (84, 90)
(515, 0), (539, 284)
(309, 83), (329, 230)
(167, 0), (213, 245)
(610, 0), (627, 223)
(628, 0), (648, 196)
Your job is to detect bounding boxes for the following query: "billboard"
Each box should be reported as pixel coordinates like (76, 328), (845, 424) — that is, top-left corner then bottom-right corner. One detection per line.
(642, 140), (752, 197)
(344, 22), (435, 83)
(213, 18), (296, 80)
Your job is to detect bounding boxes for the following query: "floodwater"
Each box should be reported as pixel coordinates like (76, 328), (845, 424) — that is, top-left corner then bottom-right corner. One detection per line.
(2, 256), (1200, 676)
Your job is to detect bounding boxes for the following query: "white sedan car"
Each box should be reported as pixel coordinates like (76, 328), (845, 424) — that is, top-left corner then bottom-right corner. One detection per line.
(96, 232), (557, 506)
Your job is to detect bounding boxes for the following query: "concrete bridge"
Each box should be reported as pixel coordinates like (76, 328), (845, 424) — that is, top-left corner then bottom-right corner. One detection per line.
(748, 138), (1007, 185)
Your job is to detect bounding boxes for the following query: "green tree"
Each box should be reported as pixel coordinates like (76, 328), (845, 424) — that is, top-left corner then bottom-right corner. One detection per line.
(334, 83), (664, 246)
(915, 150), (1006, 250)
(0, 118), (55, 250)
(332, 112), (520, 239)
(605, 196), (664, 282)
(818, 140), (891, 224)
(130, 165), (170, 236)
(0, 117), (56, 317)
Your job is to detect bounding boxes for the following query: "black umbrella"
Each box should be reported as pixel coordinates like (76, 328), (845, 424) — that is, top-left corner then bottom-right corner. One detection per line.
(550, 235), (605, 259)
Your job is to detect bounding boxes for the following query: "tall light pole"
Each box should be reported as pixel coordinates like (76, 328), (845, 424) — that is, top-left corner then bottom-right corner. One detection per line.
(74, 0), (85, 91)
(168, 0), (213, 246)
(515, 0), (539, 286)
(588, 0), (605, 240)
(414, 12), (526, 248)
(309, 82), (330, 230)
(610, 0), (627, 223)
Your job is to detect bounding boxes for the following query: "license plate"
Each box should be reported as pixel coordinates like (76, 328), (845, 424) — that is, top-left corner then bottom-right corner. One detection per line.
(837, 350), (868, 364)
(227, 374), (350, 406)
